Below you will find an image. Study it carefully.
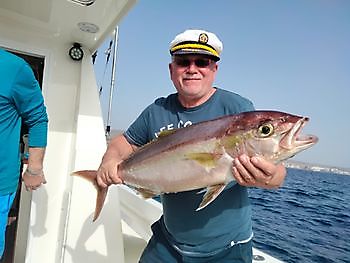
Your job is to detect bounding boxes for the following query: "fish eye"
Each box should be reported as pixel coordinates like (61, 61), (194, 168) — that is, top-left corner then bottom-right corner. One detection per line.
(258, 123), (274, 137)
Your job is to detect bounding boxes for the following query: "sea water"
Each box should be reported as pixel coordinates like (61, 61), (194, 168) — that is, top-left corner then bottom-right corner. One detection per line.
(250, 168), (350, 263)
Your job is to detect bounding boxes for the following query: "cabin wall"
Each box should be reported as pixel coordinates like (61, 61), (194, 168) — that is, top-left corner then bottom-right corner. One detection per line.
(0, 19), (124, 263)
(63, 49), (125, 263)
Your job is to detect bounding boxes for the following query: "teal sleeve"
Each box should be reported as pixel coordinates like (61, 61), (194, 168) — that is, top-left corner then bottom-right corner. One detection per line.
(11, 63), (48, 147)
(124, 106), (152, 146)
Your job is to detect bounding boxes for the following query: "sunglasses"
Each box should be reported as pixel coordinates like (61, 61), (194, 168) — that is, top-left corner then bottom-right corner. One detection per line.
(173, 58), (213, 68)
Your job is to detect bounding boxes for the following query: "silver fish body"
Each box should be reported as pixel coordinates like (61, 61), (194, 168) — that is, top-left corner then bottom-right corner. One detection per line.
(74, 110), (318, 221)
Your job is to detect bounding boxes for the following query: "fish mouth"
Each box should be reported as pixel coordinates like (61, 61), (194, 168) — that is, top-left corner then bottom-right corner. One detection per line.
(280, 117), (318, 151)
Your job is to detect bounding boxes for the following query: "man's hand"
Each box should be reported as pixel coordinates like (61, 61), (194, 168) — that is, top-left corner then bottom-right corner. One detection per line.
(96, 134), (137, 188)
(24, 147), (46, 191)
(22, 168), (47, 191)
(233, 154), (286, 189)
(96, 159), (123, 188)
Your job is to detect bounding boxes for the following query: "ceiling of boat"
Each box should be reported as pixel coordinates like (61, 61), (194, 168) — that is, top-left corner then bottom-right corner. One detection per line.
(0, 0), (137, 52)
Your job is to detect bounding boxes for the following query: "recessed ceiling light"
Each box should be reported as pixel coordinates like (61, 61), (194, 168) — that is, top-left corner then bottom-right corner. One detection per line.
(69, 0), (96, 6)
(78, 22), (99, 33)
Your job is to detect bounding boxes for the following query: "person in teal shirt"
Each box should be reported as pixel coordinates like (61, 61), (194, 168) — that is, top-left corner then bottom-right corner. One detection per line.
(96, 29), (287, 262)
(0, 48), (48, 259)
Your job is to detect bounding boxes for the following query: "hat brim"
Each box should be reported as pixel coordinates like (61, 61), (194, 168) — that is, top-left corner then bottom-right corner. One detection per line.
(172, 49), (220, 61)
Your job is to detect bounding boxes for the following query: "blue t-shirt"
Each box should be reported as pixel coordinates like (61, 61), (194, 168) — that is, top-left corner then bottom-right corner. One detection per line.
(0, 49), (48, 195)
(125, 88), (254, 255)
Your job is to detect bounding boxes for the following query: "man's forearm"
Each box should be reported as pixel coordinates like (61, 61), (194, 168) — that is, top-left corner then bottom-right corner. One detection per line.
(103, 134), (137, 163)
(27, 147), (46, 172)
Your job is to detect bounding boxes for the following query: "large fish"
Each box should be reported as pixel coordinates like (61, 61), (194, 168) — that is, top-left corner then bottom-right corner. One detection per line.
(73, 110), (318, 221)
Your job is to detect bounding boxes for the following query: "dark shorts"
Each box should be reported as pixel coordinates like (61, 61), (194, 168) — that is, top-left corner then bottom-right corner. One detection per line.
(139, 220), (253, 263)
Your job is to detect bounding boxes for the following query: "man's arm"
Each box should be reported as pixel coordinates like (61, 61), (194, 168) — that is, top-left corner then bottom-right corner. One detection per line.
(233, 154), (287, 189)
(22, 147), (47, 191)
(96, 134), (138, 188)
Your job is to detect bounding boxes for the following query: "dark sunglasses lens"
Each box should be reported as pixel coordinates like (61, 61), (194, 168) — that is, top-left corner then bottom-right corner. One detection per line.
(195, 59), (210, 67)
(174, 58), (211, 68)
(175, 59), (190, 67)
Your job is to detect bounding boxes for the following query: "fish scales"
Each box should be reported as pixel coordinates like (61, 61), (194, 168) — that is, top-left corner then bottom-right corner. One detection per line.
(73, 110), (318, 221)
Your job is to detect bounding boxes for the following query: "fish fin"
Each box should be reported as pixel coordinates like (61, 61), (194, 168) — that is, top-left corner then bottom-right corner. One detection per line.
(185, 152), (223, 170)
(157, 129), (177, 138)
(94, 187), (107, 222)
(136, 129), (178, 151)
(196, 184), (226, 211)
(71, 170), (108, 222)
(72, 170), (99, 187)
(136, 188), (158, 199)
(196, 188), (206, 195)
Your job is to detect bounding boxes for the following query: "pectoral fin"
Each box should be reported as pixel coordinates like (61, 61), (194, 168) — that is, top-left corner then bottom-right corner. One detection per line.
(196, 184), (227, 211)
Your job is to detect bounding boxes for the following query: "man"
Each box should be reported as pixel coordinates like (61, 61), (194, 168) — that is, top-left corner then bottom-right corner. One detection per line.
(97, 29), (286, 262)
(0, 49), (48, 259)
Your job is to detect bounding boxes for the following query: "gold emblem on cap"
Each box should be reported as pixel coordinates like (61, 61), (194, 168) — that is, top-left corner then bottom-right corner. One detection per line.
(198, 33), (208, 44)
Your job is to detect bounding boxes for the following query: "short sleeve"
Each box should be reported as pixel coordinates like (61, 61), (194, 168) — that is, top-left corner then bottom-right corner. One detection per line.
(124, 106), (152, 146)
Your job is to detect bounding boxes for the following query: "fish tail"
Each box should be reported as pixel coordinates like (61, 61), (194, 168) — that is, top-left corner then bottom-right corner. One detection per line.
(94, 186), (107, 222)
(71, 170), (108, 222)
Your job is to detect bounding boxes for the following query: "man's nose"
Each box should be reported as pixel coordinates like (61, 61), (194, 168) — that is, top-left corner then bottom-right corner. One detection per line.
(187, 62), (199, 71)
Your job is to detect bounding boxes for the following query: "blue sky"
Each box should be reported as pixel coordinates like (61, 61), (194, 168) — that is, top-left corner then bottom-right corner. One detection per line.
(94, 0), (350, 169)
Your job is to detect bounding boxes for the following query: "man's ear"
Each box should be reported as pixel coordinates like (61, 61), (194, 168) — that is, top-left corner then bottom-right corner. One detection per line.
(169, 63), (173, 75)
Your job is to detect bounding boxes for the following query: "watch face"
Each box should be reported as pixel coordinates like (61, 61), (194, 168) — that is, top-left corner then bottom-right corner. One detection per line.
(69, 46), (83, 61)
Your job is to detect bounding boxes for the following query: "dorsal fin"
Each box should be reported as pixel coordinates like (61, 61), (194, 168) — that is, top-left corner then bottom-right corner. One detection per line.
(157, 129), (177, 138)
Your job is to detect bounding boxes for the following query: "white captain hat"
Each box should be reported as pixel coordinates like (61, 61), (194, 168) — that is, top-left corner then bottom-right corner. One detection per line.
(169, 29), (223, 61)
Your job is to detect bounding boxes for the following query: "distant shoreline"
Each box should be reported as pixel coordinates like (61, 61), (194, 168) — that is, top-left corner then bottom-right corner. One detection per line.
(285, 161), (350, 175)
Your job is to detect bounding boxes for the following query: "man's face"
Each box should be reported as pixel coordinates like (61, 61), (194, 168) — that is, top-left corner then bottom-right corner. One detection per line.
(169, 54), (218, 101)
